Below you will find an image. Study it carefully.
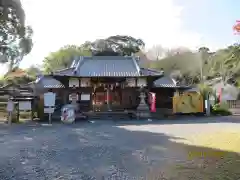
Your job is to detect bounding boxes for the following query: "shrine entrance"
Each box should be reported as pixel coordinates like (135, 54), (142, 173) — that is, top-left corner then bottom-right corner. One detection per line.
(91, 77), (124, 112)
(92, 85), (122, 112)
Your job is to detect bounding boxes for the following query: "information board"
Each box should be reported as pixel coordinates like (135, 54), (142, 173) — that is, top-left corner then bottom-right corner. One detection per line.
(44, 92), (56, 107)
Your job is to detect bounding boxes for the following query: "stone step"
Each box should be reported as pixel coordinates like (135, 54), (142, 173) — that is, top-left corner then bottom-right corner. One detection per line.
(85, 111), (136, 120)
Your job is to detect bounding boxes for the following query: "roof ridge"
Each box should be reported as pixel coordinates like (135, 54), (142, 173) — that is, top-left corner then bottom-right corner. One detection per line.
(54, 67), (75, 73)
(132, 57), (141, 76)
(82, 56), (134, 60)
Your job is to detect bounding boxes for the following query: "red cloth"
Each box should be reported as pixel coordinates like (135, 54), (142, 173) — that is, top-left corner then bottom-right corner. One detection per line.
(104, 94), (112, 101)
(218, 88), (222, 103)
(150, 92), (156, 112)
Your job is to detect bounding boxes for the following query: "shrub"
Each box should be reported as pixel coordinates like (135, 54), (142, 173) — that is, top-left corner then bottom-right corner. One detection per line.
(211, 103), (232, 116)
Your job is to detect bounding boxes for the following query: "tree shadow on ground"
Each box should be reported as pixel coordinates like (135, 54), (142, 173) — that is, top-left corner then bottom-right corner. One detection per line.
(0, 121), (239, 179)
(81, 123), (240, 179)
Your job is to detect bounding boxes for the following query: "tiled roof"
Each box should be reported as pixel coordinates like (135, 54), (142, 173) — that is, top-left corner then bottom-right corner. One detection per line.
(54, 67), (75, 76)
(35, 76), (65, 88)
(154, 76), (179, 88)
(52, 57), (165, 78)
(52, 56), (145, 77)
(140, 68), (164, 76)
(72, 56), (141, 77)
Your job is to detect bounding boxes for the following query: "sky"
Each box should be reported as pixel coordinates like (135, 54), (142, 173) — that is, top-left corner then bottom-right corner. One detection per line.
(1, 0), (240, 73)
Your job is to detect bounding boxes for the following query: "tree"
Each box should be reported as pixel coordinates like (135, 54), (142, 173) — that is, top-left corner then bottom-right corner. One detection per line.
(90, 35), (145, 56)
(43, 45), (91, 73)
(209, 44), (240, 84)
(0, 0), (33, 72)
(25, 65), (42, 79)
(165, 47), (191, 57)
(147, 49), (207, 86)
(2, 67), (34, 85)
(146, 45), (165, 60)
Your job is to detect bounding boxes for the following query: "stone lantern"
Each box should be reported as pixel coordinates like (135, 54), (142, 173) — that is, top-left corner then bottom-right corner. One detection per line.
(136, 86), (150, 119)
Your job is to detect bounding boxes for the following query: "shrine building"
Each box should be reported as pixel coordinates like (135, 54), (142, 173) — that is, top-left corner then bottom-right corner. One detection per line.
(33, 56), (188, 120)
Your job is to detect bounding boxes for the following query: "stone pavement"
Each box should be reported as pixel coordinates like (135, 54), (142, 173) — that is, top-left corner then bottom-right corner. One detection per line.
(0, 117), (239, 179)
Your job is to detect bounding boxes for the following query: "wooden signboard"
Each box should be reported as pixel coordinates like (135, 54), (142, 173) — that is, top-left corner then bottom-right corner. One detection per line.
(81, 94), (90, 100)
(126, 78), (136, 87)
(69, 93), (79, 101)
(44, 107), (55, 113)
(19, 101), (32, 111)
(80, 78), (90, 87)
(44, 92), (56, 107)
(69, 78), (79, 87)
(44, 92), (56, 124)
(137, 78), (147, 87)
(7, 100), (14, 112)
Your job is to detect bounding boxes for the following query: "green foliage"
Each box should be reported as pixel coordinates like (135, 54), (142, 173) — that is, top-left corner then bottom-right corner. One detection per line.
(43, 45), (91, 73)
(211, 103), (232, 116)
(25, 65), (41, 79)
(147, 44), (240, 86)
(0, 0), (33, 72)
(208, 44), (240, 83)
(148, 52), (200, 73)
(90, 35), (145, 56)
(0, 66), (39, 86)
(236, 77), (240, 88)
(148, 52), (203, 85)
(198, 83), (213, 99)
(42, 35), (144, 73)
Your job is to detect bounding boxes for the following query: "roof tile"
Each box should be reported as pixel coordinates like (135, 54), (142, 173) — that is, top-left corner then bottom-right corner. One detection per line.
(73, 56), (141, 77)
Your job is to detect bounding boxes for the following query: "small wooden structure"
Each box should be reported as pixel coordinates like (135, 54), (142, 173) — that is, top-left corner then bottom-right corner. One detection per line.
(173, 88), (204, 114)
(149, 75), (192, 116)
(0, 83), (36, 122)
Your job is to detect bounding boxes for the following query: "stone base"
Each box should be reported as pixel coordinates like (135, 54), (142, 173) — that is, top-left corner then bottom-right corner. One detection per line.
(136, 92), (151, 119)
(136, 111), (150, 119)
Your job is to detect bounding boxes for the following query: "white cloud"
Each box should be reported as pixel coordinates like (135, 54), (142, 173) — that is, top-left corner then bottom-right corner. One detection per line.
(16, 0), (201, 69)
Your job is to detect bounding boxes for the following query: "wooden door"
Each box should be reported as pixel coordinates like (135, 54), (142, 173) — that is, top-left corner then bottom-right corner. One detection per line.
(92, 91), (108, 111)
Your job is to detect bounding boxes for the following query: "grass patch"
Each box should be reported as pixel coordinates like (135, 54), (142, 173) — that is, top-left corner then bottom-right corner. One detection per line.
(170, 130), (240, 179)
(188, 130), (240, 153)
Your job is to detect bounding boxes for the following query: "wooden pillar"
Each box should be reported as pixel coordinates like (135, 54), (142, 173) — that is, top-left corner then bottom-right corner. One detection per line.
(106, 86), (111, 111)
(31, 100), (34, 120)
(17, 102), (20, 122)
(63, 89), (67, 104)
(39, 95), (44, 120)
(174, 89), (180, 96)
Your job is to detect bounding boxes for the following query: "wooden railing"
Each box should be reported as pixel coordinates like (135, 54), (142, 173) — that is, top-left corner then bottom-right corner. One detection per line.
(226, 100), (240, 109)
(227, 100), (240, 115)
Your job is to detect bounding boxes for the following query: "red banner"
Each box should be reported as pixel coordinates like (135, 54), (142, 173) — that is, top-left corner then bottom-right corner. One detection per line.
(149, 92), (156, 112)
(218, 88), (222, 103)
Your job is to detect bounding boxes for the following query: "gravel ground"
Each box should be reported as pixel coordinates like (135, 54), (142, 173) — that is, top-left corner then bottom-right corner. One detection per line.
(0, 117), (239, 180)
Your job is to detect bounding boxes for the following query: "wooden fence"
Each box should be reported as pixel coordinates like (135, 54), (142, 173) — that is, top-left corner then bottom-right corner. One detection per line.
(227, 100), (240, 115)
(0, 101), (32, 122)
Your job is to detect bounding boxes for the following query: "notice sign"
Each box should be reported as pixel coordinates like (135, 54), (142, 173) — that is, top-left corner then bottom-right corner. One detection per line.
(44, 92), (56, 107)
(69, 78), (79, 87)
(7, 100), (14, 112)
(19, 101), (32, 111)
(81, 94), (90, 101)
(69, 93), (79, 101)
